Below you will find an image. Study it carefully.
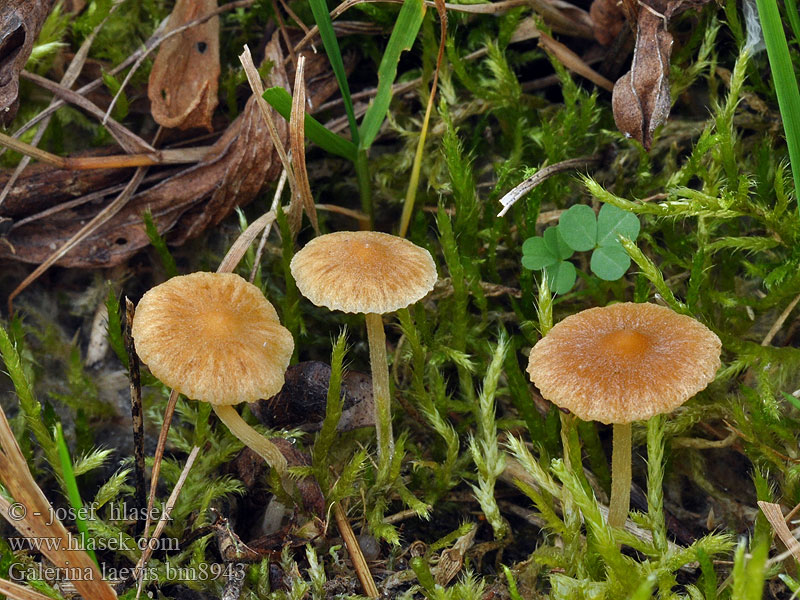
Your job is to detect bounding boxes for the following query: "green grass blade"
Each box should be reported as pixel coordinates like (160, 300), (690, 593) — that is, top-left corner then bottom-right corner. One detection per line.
(781, 0), (800, 47)
(54, 423), (98, 565)
(359, 0), (426, 150)
(262, 87), (357, 161)
(307, 0), (359, 144)
(754, 0), (800, 206)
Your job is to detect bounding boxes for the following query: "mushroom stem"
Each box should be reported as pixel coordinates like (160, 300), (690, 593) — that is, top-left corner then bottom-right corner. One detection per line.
(213, 404), (288, 476)
(608, 421), (632, 529)
(365, 312), (393, 474)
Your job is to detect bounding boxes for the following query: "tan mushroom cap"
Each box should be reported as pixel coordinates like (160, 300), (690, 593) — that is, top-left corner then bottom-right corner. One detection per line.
(526, 302), (721, 424)
(132, 272), (294, 406)
(290, 231), (438, 314)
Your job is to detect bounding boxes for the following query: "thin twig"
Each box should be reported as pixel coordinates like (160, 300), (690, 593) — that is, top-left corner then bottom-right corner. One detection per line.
(0, 130), (210, 169)
(134, 446), (201, 598)
(125, 298), (147, 534)
(497, 155), (603, 217)
(142, 388), (180, 542)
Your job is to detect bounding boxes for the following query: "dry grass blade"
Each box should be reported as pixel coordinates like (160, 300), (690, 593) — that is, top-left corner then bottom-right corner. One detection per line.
(239, 45), (296, 198)
(250, 169), (288, 282)
(0, 578), (59, 600)
(398, 0), (447, 237)
(316, 203), (370, 226)
(333, 503), (379, 598)
(759, 501), (800, 565)
(134, 446), (200, 599)
(289, 55), (320, 236)
(538, 33), (614, 91)
(217, 210), (278, 274)
(0, 131), (209, 169)
(22, 71), (155, 154)
(0, 404), (117, 600)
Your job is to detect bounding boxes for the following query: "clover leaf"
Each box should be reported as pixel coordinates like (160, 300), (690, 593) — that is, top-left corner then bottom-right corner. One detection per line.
(521, 203), (641, 293)
(558, 204), (596, 251)
(543, 260), (577, 295)
(597, 204), (640, 248)
(521, 226), (576, 294)
(557, 203), (640, 281)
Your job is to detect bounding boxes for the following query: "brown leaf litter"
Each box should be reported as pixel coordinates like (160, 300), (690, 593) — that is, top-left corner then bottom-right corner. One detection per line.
(147, 0), (220, 131)
(0, 32), (339, 268)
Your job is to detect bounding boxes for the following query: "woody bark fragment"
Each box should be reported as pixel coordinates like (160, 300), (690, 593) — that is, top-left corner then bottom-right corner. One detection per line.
(0, 0), (54, 124)
(147, 0), (220, 130)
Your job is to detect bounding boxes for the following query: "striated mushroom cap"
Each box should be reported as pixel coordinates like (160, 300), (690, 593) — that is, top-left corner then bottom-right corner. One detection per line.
(132, 272), (294, 405)
(290, 231), (437, 314)
(527, 302), (721, 424)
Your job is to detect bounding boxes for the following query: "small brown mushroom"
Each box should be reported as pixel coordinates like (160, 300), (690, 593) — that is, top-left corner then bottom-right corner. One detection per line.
(526, 302), (721, 529)
(131, 272), (294, 476)
(290, 231), (437, 473)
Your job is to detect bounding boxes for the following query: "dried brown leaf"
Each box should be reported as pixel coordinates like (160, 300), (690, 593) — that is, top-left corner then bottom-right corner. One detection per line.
(147, 0), (220, 130)
(0, 0), (53, 123)
(0, 32), (343, 268)
(611, 6), (672, 149)
(0, 35), (290, 267)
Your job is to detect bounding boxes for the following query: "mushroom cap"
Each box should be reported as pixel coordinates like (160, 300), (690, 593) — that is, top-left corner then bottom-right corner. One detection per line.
(132, 272), (294, 405)
(526, 302), (721, 424)
(290, 231), (437, 314)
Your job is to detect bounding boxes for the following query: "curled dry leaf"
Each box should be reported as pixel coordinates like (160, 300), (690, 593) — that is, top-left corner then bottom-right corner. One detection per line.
(609, 0), (711, 149)
(611, 5), (672, 150)
(147, 0), (220, 130)
(0, 32), (340, 267)
(0, 0), (53, 124)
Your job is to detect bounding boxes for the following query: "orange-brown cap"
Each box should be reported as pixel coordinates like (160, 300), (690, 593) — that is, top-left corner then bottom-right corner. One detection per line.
(132, 272), (294, 405)
(290, 231), (437, 314)
(526, 302), (721, 424)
